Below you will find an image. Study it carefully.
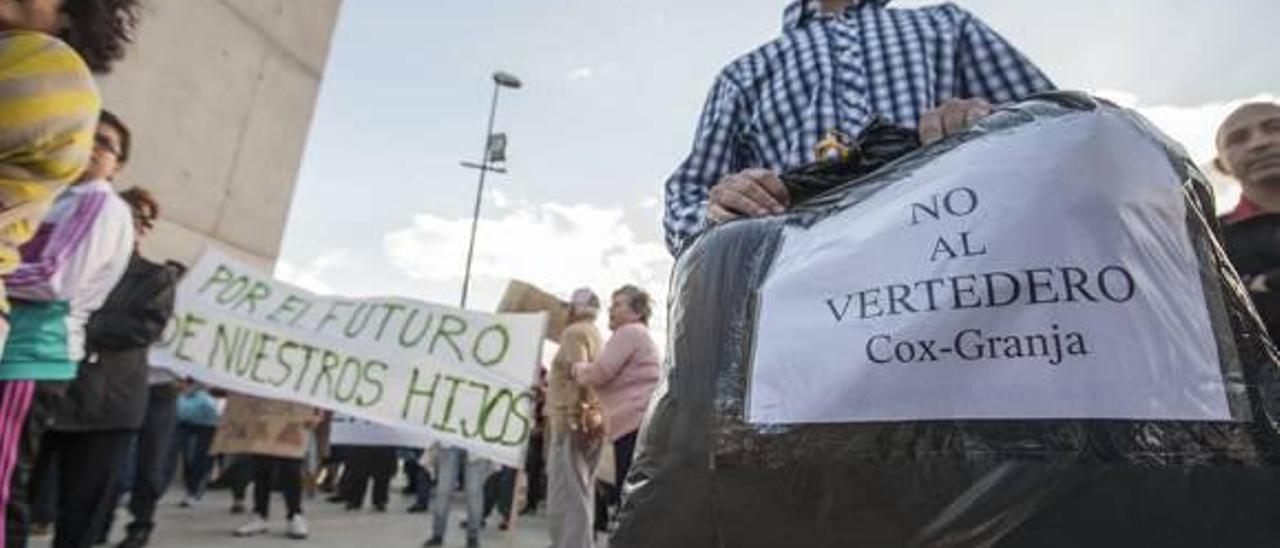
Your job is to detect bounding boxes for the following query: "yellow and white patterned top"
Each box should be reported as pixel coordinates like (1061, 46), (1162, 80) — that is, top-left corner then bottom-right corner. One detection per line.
(0, 30), (101, 319)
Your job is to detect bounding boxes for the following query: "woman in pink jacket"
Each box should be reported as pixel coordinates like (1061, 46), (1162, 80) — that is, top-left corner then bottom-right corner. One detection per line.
(570, 285), (660, 512)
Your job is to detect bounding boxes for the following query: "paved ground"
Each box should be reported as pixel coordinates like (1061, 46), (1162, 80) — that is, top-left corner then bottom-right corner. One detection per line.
(31, 488), (572, 548)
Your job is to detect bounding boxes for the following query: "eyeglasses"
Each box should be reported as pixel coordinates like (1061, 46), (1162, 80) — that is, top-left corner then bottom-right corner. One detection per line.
(94, 134), (122, 158)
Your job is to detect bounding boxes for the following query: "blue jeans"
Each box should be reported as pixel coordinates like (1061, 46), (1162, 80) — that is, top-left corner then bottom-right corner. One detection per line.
(430, 448), (490, 541)
(176, 423), (216, 499)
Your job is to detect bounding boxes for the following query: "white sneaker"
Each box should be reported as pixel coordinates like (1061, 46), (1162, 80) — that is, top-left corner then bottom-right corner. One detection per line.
(179, 496), (196, 508)
(234, 517), (269, 537)
(286, 514), (309, 540)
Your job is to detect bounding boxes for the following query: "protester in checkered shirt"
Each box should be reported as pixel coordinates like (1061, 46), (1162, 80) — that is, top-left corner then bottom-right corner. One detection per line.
(663, 0), (1054, 255)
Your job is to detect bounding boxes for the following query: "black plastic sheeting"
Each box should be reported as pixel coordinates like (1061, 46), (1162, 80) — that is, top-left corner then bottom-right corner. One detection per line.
(613, 93), (1280, 548)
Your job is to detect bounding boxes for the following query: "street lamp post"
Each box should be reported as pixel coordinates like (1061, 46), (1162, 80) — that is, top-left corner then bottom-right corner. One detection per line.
(459, 71), (522, 309)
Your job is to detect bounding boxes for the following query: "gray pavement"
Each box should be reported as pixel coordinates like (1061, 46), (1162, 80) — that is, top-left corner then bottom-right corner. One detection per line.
(31, 488), (572, 548)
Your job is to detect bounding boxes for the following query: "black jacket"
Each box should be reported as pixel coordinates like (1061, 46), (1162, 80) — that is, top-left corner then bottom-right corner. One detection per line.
(1222, 213), (1280, 346)
(55, 254), (178, 431)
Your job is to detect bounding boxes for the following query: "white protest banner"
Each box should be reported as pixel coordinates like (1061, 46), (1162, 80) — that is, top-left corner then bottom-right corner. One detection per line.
(749, 112), (1230, 424)
(151, 249), (545, 466)
(330, 414), (431, 449)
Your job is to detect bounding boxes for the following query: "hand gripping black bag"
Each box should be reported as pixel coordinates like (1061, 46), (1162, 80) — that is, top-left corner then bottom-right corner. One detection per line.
(613, 93), (1280, 548)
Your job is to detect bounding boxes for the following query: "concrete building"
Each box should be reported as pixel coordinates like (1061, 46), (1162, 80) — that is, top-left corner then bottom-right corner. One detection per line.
(98, 0), (343, 269)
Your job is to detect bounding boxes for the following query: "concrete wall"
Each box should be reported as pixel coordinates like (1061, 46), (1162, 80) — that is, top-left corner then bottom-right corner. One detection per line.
(97, 0), (343, 270)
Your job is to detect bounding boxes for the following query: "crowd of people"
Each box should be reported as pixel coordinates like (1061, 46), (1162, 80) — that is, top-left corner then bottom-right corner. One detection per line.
(0, 0), (1275, 547)
(0, 2), (153, 547)
(86, 282), (661, 548)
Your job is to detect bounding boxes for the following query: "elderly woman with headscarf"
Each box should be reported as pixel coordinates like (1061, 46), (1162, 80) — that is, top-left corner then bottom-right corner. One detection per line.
(543, 288), (604, 548)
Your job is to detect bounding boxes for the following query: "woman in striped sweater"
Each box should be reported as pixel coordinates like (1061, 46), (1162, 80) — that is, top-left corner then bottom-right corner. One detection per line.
(0, 1), (140, 546)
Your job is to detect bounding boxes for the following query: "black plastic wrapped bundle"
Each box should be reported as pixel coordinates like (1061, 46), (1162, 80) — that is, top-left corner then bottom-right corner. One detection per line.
(613, 93), (1280, 548)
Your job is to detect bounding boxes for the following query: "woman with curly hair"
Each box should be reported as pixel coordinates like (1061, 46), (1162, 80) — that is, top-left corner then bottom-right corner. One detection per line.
(0, 1), (140, 547)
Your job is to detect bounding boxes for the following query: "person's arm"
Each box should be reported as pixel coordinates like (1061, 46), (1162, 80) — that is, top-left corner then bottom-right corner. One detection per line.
(572, 328), (637, 388)
(11, 194), (134, 306)
(951, 5), (1054, 103)
(86, 264), (177, 350)
(919, 6), (1055, 144)
(64, 201), (134, 354)
(664, 75), (750, 255)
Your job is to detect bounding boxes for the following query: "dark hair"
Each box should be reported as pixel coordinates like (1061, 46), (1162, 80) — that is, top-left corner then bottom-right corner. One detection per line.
(118, 186), (157, 226)
(58, 0), (142, 74)
(98, 109), (131, 163)
(614, 285), (652, 325)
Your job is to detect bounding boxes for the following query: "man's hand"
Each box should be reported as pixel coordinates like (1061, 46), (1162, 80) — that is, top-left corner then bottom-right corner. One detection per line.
(707, 168), (790, 224)
(919, 98), (993, 145)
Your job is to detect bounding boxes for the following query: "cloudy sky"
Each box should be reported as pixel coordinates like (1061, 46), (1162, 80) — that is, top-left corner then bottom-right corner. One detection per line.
(276, 0), (1279, 346)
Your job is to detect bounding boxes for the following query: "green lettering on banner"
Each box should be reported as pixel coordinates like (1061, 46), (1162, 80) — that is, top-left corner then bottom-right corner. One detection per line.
(248, 332), (278, 385)
(479, 389), (514, 443)
(398, 309), (433, 348)
(234, 329), (253, 376)
(212, 274), (250, 308)
(471, 324), (510, 367)
(401, 368), (442, 423)
(374, 303), (406, 342)
(233, 281), (272, 315)
(430, 315), (467, 362)
(291, 298), (314, 327)
(170, 252), (547, 467)
(316, 301), (353, 334)
(458, 380), (492, 438)
(268, 294), (312, 326)
(432, 375), (467, 434)
(197, 264), (235, 295)
(210, 324), (238, 373)
(309, 350), (342, 398)
(274, 340), (299, 388)
(291, 342), (319, 394)
(359, 360), (387, 407)
(175, 313), (206, 362)
(334, 357), (363, 403)
(344, 303), (375, 339)
(503, 392), (535, 447)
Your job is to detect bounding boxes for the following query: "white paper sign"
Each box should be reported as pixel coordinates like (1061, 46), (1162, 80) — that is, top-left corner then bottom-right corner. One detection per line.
(152, 249), (545, 466)
(749, 112), (1230, 424)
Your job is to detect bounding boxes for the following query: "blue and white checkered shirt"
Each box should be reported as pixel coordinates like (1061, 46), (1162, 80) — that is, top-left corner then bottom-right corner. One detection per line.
(663, 0), (1054, 254)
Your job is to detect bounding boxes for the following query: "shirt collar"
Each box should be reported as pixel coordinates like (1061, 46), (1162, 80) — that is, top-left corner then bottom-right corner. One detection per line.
(782, 0), (890, 30)
(1225, 196), (1266, 224)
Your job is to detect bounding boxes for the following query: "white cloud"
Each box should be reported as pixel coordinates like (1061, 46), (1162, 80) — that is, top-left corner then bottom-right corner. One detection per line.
(384, 195), (673, 347)
(490, 189), (510, 209)
(1094, 91), (1279, 214)
(274, 249), (351, 295)
(566, 66), (595, 81)
(1096, 91), (1277, 164)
